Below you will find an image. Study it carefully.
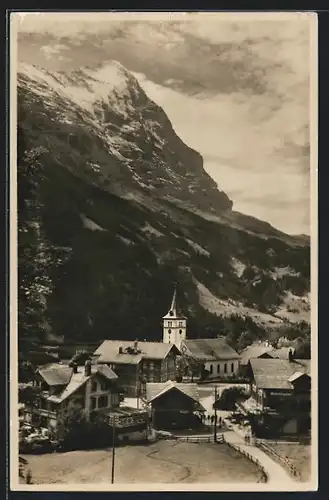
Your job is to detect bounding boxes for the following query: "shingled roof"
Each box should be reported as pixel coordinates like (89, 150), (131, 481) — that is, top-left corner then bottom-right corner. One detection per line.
(145, 381), (205, 411)
(94, 340), (178, 364)
(249, 358), (310, 390)
(182, 338), (240, 361)
(44, 364), (118, 404)
(37, 365), (73, 386)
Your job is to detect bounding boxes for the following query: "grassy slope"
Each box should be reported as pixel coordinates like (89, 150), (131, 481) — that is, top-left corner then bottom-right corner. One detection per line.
(21, 441), (263, 484)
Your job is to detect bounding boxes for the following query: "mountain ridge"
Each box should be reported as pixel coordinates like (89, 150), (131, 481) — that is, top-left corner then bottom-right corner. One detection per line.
(17, 61), (310, 349)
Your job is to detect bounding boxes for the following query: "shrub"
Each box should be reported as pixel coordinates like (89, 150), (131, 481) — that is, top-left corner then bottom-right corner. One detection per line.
(215, 387), (247, 411)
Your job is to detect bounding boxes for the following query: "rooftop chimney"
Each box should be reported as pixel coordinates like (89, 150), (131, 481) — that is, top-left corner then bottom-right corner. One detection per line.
(72, 362), (78, 374)
(134, 339), (138, 352)
(288, 349), (294, 362)
(118, 346), (123, 354)
(85, 359), (92, 377)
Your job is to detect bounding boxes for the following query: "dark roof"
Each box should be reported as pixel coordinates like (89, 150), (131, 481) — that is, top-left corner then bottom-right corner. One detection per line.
(94, 340), (178, 364)
(249, 358), (310, 390)
(37, 365), (73, 386)
(182, 338), (240, 361)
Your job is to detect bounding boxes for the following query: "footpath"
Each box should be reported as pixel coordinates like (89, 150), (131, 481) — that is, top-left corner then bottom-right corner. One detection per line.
(223, 431), (296, 485)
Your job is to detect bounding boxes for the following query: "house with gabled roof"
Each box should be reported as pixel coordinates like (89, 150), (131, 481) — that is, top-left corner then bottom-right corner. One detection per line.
(94, 339), (180, 397)
(180, 337), (240, 379)
(24, 360), (121, 435)
(144, 381), (205, 430)
(239, 357), (311, 437)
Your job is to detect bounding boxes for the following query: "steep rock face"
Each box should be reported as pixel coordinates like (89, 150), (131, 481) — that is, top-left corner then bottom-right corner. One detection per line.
(17, 62), (310, 346)
(18, 62), (232, 214)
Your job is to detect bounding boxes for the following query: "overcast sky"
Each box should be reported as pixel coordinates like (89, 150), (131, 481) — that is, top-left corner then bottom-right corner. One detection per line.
(14, 12), (315, 235)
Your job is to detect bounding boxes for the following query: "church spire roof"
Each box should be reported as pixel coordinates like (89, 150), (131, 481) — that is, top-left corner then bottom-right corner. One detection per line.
(170, 286), (178, 316)
(163, 284), (187, 319)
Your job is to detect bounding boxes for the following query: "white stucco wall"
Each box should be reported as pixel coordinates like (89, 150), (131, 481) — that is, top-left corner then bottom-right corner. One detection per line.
(205, 359), (240, 378)
(163, 318), (186, 347)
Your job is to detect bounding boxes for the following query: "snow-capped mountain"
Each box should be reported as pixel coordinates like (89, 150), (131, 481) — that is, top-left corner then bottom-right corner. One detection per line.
(18, 61), (232, 214)
(17, 61), (310, 347)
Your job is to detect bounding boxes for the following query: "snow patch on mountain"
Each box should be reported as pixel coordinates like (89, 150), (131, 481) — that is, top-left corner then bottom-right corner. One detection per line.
(141, 223), (164, 238)
(231, 257), (246, 278)
(185, 239), (210, 257)
(80, 214), (105, 231)
(19, 61), (133, 117)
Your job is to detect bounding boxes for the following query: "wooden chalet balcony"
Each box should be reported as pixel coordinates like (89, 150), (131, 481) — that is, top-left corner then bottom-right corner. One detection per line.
(30, 407), (57, 419)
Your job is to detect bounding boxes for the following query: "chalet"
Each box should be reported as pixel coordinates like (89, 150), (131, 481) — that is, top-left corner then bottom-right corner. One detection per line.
(24, 360), (121, 435)
(180, 337), (240, 379)
(144, 381), (205, 430)
(94, 340), (180, 397)
(238, 358), (311, 437)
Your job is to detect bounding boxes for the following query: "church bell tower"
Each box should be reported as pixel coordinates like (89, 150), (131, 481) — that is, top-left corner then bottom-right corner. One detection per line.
(162, 285), (187, 349)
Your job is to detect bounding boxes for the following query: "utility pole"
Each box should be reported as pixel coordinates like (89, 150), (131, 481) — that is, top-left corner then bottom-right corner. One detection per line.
(214, 385), (218, 443)
(111, 423), (116, 484)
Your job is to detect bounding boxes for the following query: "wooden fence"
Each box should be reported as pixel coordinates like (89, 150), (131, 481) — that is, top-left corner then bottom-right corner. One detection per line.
(157, 433), (225, 444)
(255, 441), (300, 480)
(223, 438), (268, 483)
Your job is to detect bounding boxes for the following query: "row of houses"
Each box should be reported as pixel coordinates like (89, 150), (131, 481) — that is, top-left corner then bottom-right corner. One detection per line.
(20, 288), (311, 440)
(22, 352), (311, 440)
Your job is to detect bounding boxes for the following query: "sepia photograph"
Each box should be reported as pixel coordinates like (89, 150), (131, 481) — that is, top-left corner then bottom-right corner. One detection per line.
(9, 10), (318, 492)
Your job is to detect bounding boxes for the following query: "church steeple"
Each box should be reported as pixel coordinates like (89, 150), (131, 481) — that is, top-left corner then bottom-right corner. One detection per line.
(168, 286), (178, 317)
(162, 284), (187, 348)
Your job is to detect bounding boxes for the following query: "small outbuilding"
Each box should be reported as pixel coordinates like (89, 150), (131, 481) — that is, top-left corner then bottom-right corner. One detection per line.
(145, 381), (205, 431)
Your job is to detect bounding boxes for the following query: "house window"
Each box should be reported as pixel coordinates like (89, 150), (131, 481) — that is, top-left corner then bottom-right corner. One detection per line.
(209, 364), (213, 374)
(168, 322), (172, 327)
(178, 321), (183, 327)
(91, 397), (97, 410)
(98, 395), (108, 408)
(179, 329), (182, 334)
(40, 398), (47, 410)
(224, 363), (227, 374)
(231, 363), (234, 373)
(168, 329), (172, 334)
(100, 381), (107, 391)
(91, 381), (98, 393)
(217, 364), (220, 374)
